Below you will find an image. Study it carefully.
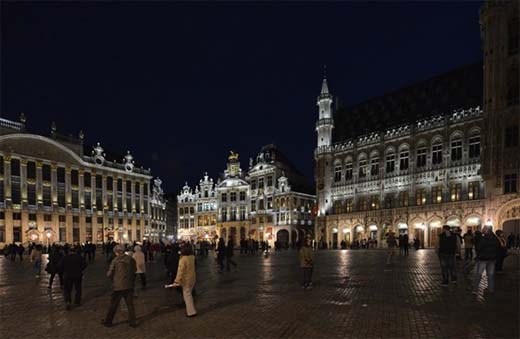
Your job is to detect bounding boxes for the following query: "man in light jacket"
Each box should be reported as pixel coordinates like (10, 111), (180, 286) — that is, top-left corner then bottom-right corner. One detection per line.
(132, 245), (146, 289)
(172, 243), (197, 317)
(102, 245), (137, 328)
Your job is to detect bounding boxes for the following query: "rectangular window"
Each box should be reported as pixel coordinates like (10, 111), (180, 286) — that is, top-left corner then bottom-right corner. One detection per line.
(258, 178), (264, 189)
(11, 180), (21, 205)
(504, 174), (518, 194)
(29, 213), (37, 221)
(251, 199), (256, 212)
(96, 175), (102, 189)
(13, 212), (21, 220)
(468, 181), (480, 200)
(11, 158), (20, 176)
(334, 165), (342, 182)
(59, 215), (66, 222)
(43, 186), (51, 206)
(0, 156), (3, 175)
(259, 199), (265, 210)
(44, 214), (52, 222)
(333, 200), (343, 214)
(106, 177), (113, 191)
(72, 190), (79, 208)
(57, 167), (65, 183)
(416, 148), (427, 168)
(267, 176), (273, 187)
(399, 191), (409, 207)
(239, 206), (246, 220)
(27, 161), (36, 179)
(432, 186), (443, 204)
(117, 179), (123, 192)
(451, 139), (463, 161)
(385, 155), (395, 173)
(345, 199), (353, 213)
(399, 151), (409, 170)
(416, 189), (426, 206)
(0, 225), (4, 243)
(72, 215), (80, 223)
(468, 136), (481, 158)
(96, 193), (103, 210)
(42, 164), (51, 181)
(84, 172), (91, 187)
(239, 191), (246, 201)
(97, 217), (103, 224)
(384, 195), (393, 209)
(450, 183), (462, 201)
(135, 182), (140, 194)
(230, 192), (237, 202)
(359, 160), (367, 178)
(84, 192), (92, 209)
(58, 188), (66, 208)
(267, 197), (273, 209)
(358, 196), (367, 211)
(505, 125), (519, 147)
(370, 196), (380, 210)
(71, 169), (79, 186)
(432, 144), (443, 165)
(222, 209), (227, 222)
(0, 180), (4, 203)
(221, 193), (227, 202)
(251, 180), (257, 190)
(86, 216), (92, 224)
(370, 158), (379, 176)
(345, 163), (353, 181)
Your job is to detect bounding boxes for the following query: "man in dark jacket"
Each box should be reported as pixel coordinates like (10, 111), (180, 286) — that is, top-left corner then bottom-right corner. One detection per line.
(58, 246), (87, 309)
(102, 245), (137, 328)
(217, 238), (226, 272)
(226, 237), (237, 271)
(438, 225), (457, 286)
(473, 226), (500, 293)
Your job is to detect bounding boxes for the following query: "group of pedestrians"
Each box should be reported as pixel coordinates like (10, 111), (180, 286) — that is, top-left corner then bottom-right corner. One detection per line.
(437, 225), (509, 293)
(216, 237), (238, 272)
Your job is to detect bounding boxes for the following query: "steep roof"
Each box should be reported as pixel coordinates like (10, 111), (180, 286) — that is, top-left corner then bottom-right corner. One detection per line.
(333, 62), (483, 142)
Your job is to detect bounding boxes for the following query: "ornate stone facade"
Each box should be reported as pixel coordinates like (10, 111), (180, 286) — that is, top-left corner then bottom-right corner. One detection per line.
(315, 1), (520, 247)
(0, 116), (155, 247)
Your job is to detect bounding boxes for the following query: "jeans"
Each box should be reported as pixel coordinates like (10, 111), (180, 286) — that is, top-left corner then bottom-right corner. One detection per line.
(464, 248), (473, 260)
(302, 267), (313, 287)
(104, 289), (136, 326)
(63, 276), (82, 304)
(439, 255), (457, 283)
(473, 260), (495, 291)
(33, 260), (41, 275)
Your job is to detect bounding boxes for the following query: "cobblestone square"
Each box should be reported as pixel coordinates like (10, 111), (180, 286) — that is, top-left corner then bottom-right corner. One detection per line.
(1, 249), (518, 339)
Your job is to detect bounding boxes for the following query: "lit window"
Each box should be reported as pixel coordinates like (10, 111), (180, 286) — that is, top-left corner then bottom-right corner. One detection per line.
(450, 183), (462, 201)
(399, 191), (409, 207)
(432, 186), (442, 204)
(416, 189), (426, 206)
(468, 181), (480, 200)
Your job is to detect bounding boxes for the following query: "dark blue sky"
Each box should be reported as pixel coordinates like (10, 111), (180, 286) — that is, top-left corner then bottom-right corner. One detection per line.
(1, 1), (483, 194)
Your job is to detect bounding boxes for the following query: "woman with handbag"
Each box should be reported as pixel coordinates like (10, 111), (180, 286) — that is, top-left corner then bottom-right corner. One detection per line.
(171, 243), (197, 317)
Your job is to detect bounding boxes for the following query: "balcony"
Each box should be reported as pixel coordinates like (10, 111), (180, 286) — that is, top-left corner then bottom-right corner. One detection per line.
(315, 118), (334, 130)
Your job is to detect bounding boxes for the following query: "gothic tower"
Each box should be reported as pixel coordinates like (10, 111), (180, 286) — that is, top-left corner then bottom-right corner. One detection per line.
(480, 0), (520, 225)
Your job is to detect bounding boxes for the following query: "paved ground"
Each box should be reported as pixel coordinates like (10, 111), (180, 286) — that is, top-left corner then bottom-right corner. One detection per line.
(0, 248), (518, 339)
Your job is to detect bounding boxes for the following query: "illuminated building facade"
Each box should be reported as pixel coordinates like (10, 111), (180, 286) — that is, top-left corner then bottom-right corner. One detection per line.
(148, 177), (167, 242)
(315, 0), (520, 248)
(0, 116), (154, 247)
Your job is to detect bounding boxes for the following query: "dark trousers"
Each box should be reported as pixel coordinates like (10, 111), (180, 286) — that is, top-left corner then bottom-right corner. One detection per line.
(104, 289), (136, 326)
(217, 257), (225, 271)
(226, 257), (237, 270)
(464, 248), (473, 260)
(439, 255), (457, 283)
(50, 272), (63, 287)
(302, 267), (313, 287)
(496, 253), (505, 271)
(63, 276), (82, 304)
(403, 246), (409, 256)
(136, 273), (146, 288)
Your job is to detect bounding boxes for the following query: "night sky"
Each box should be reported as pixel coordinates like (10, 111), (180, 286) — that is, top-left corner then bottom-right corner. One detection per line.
(1, 1), (483, 194)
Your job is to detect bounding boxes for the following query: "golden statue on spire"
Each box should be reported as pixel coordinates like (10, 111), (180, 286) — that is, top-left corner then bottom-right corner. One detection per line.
(228, 150), (239, 161)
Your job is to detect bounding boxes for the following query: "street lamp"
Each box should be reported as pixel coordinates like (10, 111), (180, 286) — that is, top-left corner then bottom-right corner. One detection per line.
(46, 231), (52, 249)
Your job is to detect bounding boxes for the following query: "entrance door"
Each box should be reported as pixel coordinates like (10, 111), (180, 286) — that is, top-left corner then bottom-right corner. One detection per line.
(415, 228), (424, 248)
(503, 219), (520, 234)
(430, 227), (442, 248)
(332, 232), (338, 249)
(277, 230), (289, 247)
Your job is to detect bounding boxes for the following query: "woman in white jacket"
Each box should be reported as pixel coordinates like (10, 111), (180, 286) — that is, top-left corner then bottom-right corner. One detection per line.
(133, 245), (146, 288)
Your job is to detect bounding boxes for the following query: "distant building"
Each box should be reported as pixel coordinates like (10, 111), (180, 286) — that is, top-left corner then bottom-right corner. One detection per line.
(314, 0), (519, 248)
(148, 177), (167, 242)
(0, 116), (155, 247)
(177, 146), (316, 246)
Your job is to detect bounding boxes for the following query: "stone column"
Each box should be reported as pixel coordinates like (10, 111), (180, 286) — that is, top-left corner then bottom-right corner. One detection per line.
(20, 159), (28, 242)
(4, 155), (12, 243)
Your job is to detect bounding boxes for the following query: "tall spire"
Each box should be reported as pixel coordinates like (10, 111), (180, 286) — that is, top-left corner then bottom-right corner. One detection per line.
(321, 64), (329, 95)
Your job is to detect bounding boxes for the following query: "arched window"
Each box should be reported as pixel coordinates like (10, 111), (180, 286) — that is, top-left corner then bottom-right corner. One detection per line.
(370, 156), (379, 176)
(432, 141), (443, 165)
(345, 162), (353, 181)
(451, 135), (463, 161)
(386, 152), (395, 173)
(334, 162), (342, 182)
(358, 155), (367, 178)
(468, 133), (481, 158)
(399, 147), (409, 170)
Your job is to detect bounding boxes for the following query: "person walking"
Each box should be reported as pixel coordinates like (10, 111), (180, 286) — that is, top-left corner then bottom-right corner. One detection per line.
(299, 239), (314, 289)
(165, 243), (180, 283)
(102, 245), (137, 328)
(495, 230), (508, 273)
(403, 233), (409, 256)
(30, 245), (43, 278)
(59, 246), (87, 309)
(463, 230), (474, 261)
(473, 226), (500, 293)
(216, 238), (226, 272)
(132, 245), (146, 289)
(17, 243), (24, 261)
(226, 237), (237, 271)
(47, 246), (64, 289)
(437, 225), (457, 286)
(386, 231), (397, 264)
(171, 243), (197, 317)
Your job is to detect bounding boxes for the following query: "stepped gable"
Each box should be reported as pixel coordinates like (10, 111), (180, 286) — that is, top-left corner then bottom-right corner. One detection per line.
(333, 62), (483, 142)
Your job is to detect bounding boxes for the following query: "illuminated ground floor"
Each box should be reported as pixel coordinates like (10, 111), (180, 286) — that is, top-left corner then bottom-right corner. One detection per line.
(317, 196), (520, 248)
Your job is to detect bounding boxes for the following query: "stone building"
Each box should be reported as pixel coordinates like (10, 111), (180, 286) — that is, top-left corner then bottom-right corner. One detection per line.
(314, 0), (520, 248)
(177, 147), (316, 245)
(148, 177), (167, 242)
(0, 116), (154, 247)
